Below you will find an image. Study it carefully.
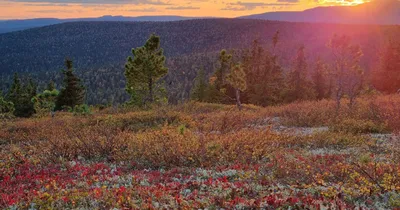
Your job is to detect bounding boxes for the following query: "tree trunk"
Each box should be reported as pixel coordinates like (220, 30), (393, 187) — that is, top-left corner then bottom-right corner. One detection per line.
(235, 88), (242, 111)
(335, 89), (342, 114)
(148, 77), (153, 103)
(349, 94), (356, 109)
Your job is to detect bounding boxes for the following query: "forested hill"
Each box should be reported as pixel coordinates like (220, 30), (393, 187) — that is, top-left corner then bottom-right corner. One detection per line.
(240, 0), (400, 25)
(0, 19), (399, 104)
(0, 16), (196, 34)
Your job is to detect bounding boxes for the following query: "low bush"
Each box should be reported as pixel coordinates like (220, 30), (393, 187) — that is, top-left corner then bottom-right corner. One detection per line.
(2, 97), (400, 209)
(330, 119), (388, 134)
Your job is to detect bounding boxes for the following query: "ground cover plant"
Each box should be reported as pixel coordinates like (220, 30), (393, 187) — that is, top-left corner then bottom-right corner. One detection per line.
(1, 94), (400, 209)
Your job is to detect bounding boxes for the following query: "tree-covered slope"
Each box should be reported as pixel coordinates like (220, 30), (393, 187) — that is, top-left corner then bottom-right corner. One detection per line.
(240, 0), (400, 25)
(0, 19), (399, 104)
(0, 16), (197, 34)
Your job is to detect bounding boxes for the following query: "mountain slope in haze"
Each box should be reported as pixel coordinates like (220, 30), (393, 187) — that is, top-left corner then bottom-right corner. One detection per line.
(0, 19), (399, 104)
(0, 15), (197, 34)
(240, 0), (400, 25)
(1, 0), (399, 34)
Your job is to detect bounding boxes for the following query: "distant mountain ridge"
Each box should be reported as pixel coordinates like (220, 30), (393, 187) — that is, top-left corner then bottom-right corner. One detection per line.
(0, 15), (197, 34)
(1, 0), (400, 34)
(240, 0), (400, 25)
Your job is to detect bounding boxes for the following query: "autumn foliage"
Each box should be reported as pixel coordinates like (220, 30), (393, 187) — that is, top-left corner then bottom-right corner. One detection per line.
(1, 95), (400, 209)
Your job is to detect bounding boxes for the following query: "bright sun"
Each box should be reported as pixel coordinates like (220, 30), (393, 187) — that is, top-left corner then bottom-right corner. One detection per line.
(349, 0), (369, 5)
(319, 0), (369, 6)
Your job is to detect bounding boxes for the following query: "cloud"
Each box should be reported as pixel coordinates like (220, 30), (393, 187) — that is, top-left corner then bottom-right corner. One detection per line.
(127, 7), (159, 12)
(29, 9), (81, 13)
(166, 6), (200, 10)
(222, 1), (296, 11)
(23, 3), (70, 6)
(7, 0), (171, 5)
(277, 0), (299, 2)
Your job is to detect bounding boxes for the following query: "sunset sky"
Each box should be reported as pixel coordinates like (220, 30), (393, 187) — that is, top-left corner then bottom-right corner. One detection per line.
(0, 0), (368, 20)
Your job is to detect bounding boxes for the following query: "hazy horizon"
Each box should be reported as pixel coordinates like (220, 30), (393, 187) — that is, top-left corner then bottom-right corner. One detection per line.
(0, 0), (370, 20)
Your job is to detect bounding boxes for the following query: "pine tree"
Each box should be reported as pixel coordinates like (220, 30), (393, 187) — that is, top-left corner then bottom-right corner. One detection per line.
(27, 78), (37, 98)
(242, 38), (285, 106)
(47, 80), (56, 91)
(286, 45), (315, 102)
(190, 68), (208, 102)
(373, 39), (400, 93)
(0, 91), (14, 119)
(272, 30), (280, 53)
(312, 58), (329, 100)
(214, 50), (232, 92)
(7, 73), (21, 103)
(7, 74), (37, 118)
(125, 34), (168, 106)
(55, 59), (86, 110)
(226, 64), (247, 111)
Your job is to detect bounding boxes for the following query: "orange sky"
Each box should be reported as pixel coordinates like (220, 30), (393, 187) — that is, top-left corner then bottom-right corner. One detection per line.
(0, 0), (367, 20)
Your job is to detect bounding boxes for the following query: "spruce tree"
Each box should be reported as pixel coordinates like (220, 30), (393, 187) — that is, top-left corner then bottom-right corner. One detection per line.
(243, 37), (285, 106)
(226, 64), (247, 111)
(0, 91), (14, 119)
(7, 73), (21, 103)
(214, 50), (232, 92)
(312, 58), (329, 100)
(373, 39), (400, 93)
(286, 45), (315, 102)
(190, 68), (208, 102)
(55, 59), (86, 110)
(125, 34), (168, 106)
(7, 74), (37, 118)
(47, 80), (56, 91)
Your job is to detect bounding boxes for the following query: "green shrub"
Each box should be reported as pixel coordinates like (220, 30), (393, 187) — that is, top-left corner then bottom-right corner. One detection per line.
(330, 119), (388, 134)
(71, 104), (92, 116)
(0, 97), (15, 119)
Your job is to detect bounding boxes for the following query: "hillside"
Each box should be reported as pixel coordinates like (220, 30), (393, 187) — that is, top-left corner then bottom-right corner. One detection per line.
(240, 0), (400, 25)
(1, 96), (400, 208)
(0, 15), (196, 34)
(2, 0), (400, 34)
(0, 19), (399, 104)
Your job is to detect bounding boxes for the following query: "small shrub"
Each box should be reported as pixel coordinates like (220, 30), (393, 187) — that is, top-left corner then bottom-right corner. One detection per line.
(71, 104), (92, 116)
(275, 99), (336, 127)
(331, 119), (388, 134)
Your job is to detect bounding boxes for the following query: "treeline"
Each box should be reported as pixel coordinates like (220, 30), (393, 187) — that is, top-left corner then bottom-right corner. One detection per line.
(191, 32), (400, 110)
(1, 32), (400, 118)
(1, 59), (87, 118)
(1, 19), (400, 105)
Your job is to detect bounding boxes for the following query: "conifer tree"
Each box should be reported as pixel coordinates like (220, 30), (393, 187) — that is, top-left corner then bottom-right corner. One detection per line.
(125, 34), (168, 106)
(55, 59), (86, 110)
(7, 73), (21, 103)
(226, 64), (247, 110)
(373, 39), (400, 93)
(0, 91), (14, 119)
(214, 50), (232, 92)
(190, 68), (208, 102)
(7, 74), (37, 118)
(286, 45), (315, 102)
(272, 30), (280, 53)
(243, 37), (286, 106)
(312, 58), (329, 100)
(27, 78), (37, 98)
(47, 80), (56, 91)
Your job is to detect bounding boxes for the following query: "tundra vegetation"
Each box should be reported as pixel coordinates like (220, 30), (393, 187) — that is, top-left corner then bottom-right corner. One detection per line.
(1, 32), (400, 209)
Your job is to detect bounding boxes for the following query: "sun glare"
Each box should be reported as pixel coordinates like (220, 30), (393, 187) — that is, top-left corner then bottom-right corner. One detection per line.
(320, 0), (369, 6)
